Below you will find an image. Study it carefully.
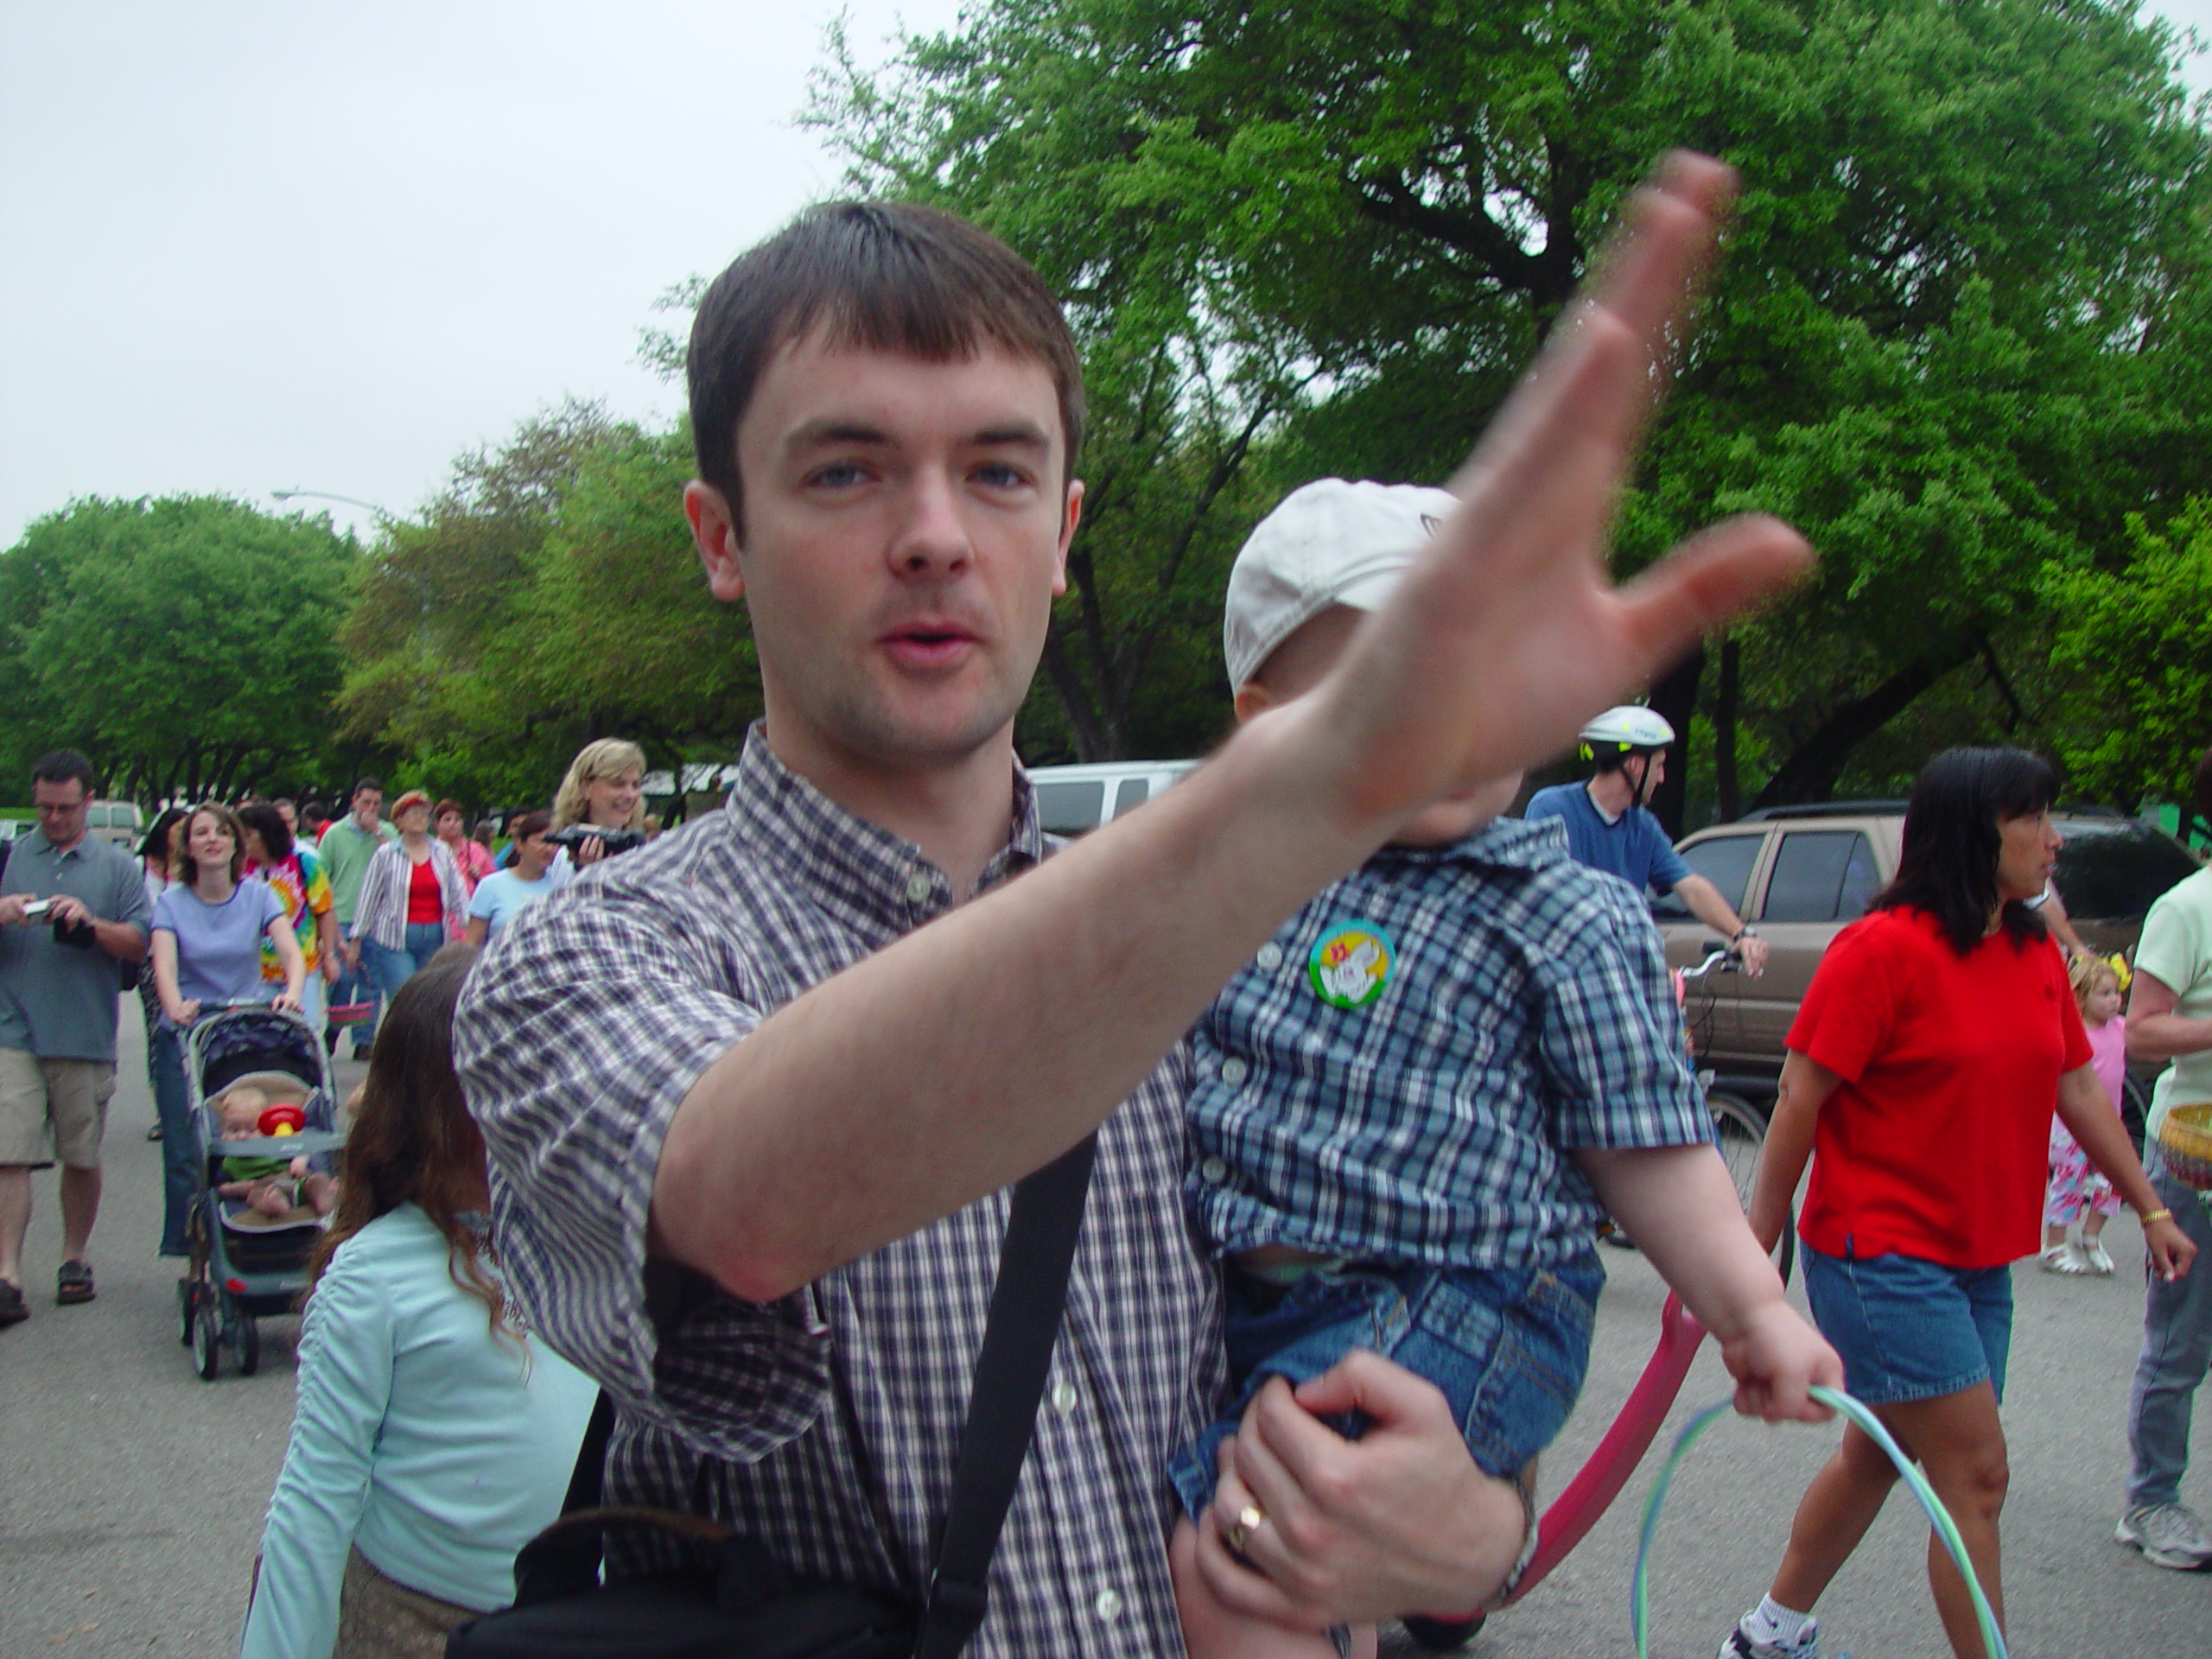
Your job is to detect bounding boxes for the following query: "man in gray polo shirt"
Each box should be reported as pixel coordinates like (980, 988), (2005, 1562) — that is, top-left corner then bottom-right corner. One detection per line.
(0, 751), (151, 1325)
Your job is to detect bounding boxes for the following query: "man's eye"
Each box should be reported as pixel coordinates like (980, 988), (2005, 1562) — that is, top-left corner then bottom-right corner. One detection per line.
(809, 461), (868, 490)
(974, 462), (1032, 490)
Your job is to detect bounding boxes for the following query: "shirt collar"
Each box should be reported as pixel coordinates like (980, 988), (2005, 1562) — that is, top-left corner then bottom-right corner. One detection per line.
(1375, 814), (1570, 876)
(721, 721), (1046, 933)
(25, 827), (86, 860)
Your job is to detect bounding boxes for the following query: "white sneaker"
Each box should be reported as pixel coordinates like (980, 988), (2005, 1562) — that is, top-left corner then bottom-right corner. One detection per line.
(1719, 1616), (1821, 1658)
(2116, 1503), (2212, 1569)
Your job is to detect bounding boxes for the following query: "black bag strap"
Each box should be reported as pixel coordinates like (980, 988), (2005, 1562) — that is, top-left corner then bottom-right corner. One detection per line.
(553, 1133), (1098, 1659)
(912, 1131), (1096, 1659)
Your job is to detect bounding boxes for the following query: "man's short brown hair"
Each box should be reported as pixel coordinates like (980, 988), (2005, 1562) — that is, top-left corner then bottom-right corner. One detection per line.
(686, 201), (1084, 537)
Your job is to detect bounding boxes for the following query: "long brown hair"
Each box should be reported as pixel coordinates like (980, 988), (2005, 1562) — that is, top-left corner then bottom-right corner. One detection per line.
(308, 944), (517, 1344)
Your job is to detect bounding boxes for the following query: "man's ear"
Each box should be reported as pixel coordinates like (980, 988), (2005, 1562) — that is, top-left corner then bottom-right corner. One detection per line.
(1052, 478), (1084, 598)
(1231, 679), (1274, 726)
(684, 480), (746, 602)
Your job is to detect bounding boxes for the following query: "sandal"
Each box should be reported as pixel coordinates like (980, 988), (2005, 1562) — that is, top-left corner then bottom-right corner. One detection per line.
(0, 1280), (25, 1326)
(2082, 1237), (2116, 1275)
(56, 1259), (95, 1305)
(2040, 1243), (2089, 1274)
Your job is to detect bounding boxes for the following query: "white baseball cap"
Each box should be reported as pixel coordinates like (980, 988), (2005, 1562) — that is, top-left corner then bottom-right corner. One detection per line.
(1222, 477), (1460, 691)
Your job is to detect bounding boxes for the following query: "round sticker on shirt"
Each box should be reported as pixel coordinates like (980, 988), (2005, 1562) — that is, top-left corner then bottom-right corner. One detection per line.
(1309, 922), (1395, 1010)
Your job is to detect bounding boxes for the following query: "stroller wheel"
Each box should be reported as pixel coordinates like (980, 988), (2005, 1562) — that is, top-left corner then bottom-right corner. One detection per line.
(234, 1307), (260, 1377)
(177, 1278), (197, 1346)
(191, 1294), (222, 1381)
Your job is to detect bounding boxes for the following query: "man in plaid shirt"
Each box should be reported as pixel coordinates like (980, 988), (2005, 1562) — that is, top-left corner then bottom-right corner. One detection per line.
(455, 155), (1822, 1653)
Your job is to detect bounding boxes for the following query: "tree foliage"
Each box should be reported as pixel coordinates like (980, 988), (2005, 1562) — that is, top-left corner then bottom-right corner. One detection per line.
(2045, 496), (2212, 809)
(812, 0), (2212, 808)
(335, 404), (761, 805)
(0, 496), (357, 803)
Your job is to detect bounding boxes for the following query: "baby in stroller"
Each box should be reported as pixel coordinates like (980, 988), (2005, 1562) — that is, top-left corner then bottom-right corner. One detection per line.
(216, 1084), (337, 1220)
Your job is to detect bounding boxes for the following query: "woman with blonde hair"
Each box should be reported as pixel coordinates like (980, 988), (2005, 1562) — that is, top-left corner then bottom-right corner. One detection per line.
(550, 738), (645, 870)
(239, 946), (594, 1659)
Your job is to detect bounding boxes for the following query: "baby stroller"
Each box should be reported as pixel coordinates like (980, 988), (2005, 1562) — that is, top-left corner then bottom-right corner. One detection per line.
(177, 1003), (345, 1380)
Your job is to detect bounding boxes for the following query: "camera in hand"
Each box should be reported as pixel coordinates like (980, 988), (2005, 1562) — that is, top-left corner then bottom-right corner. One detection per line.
(544, 824), (646, 857)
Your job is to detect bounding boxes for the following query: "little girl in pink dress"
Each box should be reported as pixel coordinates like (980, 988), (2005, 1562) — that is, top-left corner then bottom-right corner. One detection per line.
(2043, 955), (2128, 1274)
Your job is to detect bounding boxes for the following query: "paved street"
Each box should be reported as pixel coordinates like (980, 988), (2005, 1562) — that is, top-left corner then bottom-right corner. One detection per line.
(3, 1011), (2208, 1656)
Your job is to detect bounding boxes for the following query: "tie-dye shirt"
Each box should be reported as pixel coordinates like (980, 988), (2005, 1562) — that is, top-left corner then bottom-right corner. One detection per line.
(256, 848), (334, 981)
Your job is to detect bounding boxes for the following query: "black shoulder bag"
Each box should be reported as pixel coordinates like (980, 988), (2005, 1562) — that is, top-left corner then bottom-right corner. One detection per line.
(447, 1134), (1097, 1659)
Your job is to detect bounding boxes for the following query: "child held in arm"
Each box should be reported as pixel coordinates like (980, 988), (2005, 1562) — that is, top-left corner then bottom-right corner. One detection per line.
(217, 1084), (336, 1219)
(1168, 481), (1840, 1659)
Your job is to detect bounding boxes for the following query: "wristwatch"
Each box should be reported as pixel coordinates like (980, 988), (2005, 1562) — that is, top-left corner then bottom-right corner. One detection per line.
(1730, 926), (1758, 944)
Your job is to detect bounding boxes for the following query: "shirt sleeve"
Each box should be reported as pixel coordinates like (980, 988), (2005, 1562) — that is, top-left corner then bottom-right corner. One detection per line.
(239, 1240), (397, 1659)
(257, 881), (287, 933)
(453, 879), (830, 1463)
(111, 850), (154, 933)
(2052, 945), (2094, 1071)
(466, 877), (500, 922)
(1538, 884), (1713, 1149)
(300, 851), (334, 918)
(2134, 884), (2207, 1006)
(1640, 812), (1692, 892)
(150, 887), (180, 937)
(1787, 918), (1899, 1084)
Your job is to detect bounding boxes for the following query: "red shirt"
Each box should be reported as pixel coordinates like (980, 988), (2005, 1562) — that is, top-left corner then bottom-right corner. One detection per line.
(1790, 906), (2090, 1269)
(405, 855), (443, 925)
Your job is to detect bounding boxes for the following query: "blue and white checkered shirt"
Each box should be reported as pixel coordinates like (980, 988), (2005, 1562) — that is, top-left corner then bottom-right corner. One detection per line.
(1187, 817), (1712, 1269)
(454, 728), (1224, 1657)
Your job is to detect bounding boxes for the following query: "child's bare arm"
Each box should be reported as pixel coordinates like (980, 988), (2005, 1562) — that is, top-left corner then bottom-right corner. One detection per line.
(1572, 1142), (1840, 1421)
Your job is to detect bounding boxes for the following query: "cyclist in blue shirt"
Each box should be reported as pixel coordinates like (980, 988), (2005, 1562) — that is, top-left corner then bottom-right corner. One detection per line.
(1524, 708), (1769, 976)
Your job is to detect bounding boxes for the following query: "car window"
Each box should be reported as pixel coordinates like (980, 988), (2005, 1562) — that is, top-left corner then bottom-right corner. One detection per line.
(1761, 831), (1879, 924)
(1033, 780), (1106, 836)
(1651, 832), (1763, 920)
(1112, 778), (1151, 818)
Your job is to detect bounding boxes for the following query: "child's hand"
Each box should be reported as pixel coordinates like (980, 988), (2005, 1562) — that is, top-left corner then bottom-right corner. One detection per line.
(1719, 1300), (1842, 1424)
(288, 1155), (309, 1179)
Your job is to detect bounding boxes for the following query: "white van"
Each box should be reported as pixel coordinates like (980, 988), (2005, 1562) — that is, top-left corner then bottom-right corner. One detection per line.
(85, 800), (143, 848)
(1027, 760), (1198, 837)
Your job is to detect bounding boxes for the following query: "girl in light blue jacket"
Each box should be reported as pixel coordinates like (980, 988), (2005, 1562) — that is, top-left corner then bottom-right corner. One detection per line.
(240, 945), (596, 1659)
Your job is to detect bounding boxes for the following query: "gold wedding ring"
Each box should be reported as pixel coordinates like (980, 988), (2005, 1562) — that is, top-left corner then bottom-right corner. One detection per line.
(1226, 1502), (1266, 1554)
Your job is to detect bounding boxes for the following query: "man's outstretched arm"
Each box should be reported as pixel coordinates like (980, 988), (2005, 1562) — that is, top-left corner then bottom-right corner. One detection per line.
(651, 150), (1814, 1303)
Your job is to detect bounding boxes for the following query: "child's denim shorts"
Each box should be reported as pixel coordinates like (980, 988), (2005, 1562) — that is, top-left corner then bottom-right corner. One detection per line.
(1800, 1243), (2012, 1407)
(1167, 1253), (1605, 1522)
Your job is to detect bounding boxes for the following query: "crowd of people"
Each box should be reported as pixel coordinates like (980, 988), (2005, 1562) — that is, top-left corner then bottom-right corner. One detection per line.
(0, 159), (2209, 1659)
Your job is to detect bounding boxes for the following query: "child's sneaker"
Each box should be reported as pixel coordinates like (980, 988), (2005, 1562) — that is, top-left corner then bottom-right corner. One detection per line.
(1719, 1614), (1821, 1658)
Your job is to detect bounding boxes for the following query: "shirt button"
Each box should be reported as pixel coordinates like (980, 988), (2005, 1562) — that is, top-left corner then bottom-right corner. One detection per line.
(1255, 942), (1284, 969)
(904, 871), (934, 903)
(1094, 1587), (1123, 1624)
(1219, 1057), (1249, 1086)
(1199, 1156), (1229, 1183)
(1051, 1376), (1078, 1415)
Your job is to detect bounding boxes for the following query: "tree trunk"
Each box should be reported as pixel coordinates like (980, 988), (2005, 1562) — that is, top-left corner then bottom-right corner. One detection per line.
(1751, 639), (1979, 807)
(1646, 646), (1703, 838)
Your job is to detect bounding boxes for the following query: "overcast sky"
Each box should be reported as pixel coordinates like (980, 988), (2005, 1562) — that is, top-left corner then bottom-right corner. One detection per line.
(3, 1), (2209, 550)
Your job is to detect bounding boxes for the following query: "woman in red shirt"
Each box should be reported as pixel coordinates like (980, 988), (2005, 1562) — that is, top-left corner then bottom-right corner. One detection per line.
(1722, 749), (2194, 1659)
(352, 791), (469, 1014)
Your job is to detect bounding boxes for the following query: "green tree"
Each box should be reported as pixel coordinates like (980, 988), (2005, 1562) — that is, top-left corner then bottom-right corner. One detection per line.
(814, 0), (2212, 808)
(335, 406), (763, 805)
(2045, 497), (2212, 811)
(0, 496), (357, 802)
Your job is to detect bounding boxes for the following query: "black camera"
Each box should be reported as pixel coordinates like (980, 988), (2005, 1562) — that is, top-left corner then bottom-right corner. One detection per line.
(544, 824), (646, 857)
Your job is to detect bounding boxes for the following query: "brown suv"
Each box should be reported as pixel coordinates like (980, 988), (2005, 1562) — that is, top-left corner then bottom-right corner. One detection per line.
(1655, 804), (2199, 1122)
